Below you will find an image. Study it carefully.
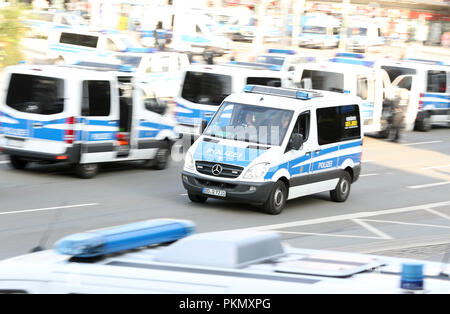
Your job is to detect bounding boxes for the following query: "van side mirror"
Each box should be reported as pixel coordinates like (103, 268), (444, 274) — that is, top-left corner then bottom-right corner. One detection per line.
(200, 120), (208, 134)
(145, 98), (167, 115)
(289, 133), (304, 151)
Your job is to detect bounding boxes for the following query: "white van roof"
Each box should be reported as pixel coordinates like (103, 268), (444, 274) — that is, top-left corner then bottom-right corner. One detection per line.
(186, 64), (285, 78)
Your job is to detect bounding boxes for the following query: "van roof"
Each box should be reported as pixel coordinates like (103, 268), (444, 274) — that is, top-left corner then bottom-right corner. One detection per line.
(186, 64), (285, 77)
(225, 88), (361, 112)
(5, 64), (124, 81)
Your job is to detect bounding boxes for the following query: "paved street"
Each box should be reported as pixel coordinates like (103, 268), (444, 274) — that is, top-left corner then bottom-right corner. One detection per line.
(0, 127), (449, 262)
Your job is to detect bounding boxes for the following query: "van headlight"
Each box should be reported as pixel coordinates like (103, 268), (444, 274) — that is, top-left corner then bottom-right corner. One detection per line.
(243, 163), (270, 180)
(184, 151), (195, 170)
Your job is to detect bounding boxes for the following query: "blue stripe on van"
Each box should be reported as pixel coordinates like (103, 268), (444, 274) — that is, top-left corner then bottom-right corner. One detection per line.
(176, 102), (216, 126)
(421, 93), (450, 100)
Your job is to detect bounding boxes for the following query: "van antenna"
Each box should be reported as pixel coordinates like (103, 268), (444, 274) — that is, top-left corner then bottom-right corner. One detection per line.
(30, 202), (64, 253)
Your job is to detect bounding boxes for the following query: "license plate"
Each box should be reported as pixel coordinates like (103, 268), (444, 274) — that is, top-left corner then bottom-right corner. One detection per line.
(6, 138), (24, 148)
(202, 188), (226, 197)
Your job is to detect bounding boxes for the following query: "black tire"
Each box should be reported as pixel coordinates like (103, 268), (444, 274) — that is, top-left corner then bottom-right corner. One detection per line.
(262, 181), (288, 215)
(9, 155), (28, 170)
(330, 171), (352, 202)
(153, 142), (171, 170)
(188, 192), (207, 203)
(74, 163), (99, 179)
(415, 113), (432, 132)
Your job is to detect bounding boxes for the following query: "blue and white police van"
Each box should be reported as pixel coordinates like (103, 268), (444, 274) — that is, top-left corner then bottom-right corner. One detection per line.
(253, 49), (316, 75)
(47, 30), (152, 65)
(294, 53), (392, 135)
(182, 85), (363, 215)
(298, 15), (341, 49)
(378, 58), (450, 131)
(0, 218), (448, 293)
(0, 64), (178, 178)
(174, 64), (288, 137)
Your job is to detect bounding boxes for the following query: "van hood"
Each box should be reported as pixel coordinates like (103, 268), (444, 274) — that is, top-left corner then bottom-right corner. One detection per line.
(192, 138), (280, 168)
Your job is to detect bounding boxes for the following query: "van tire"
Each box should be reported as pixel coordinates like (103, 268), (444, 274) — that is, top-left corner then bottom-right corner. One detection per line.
(188, 192), (207, 203)
(415, 113), (432, 132)
(10, 155), (28, 170)
(74, 163), (99, 179)
(262, 181), (287, 215)
(153, 142), (171, 170)
(330, 171), (352, 202)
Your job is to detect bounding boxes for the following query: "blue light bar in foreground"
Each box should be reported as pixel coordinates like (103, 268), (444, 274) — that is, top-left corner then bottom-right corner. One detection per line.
(335, 52), (365, 59)
(268, 49), (296, 55)
(55, 219), (195, 258)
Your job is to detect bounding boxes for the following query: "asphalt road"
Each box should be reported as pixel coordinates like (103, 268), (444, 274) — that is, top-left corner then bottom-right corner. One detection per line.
(0, 127), (449, 263)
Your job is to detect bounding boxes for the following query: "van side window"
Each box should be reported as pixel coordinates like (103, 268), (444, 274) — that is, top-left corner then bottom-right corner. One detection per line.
(427, 70), (447, 93)
(317, 105), (360, 145)
(6, 74), (64, 115)
(357, 76), (368, 100)
(292, 111), (310, 142)
(82, 81), (111, 116)
(246, 77), (281, 87)
(60, 33), (98, 48)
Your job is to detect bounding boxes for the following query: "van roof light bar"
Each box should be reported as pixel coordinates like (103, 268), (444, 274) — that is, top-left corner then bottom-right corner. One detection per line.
(55, 219), (195, 258)
(243, 85), (322, 100)
(267, 49), (296, 55)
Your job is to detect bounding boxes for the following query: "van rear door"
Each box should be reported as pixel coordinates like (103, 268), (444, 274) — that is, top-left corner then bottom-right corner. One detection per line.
(1, 72), (70, 157)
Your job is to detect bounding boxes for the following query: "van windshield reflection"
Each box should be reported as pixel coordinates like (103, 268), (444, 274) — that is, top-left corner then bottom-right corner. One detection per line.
(204, 102), (294, 146)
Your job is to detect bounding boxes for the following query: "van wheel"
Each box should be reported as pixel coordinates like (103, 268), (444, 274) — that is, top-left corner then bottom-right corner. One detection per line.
(188, 192), (207, 203)
(262, 181), (287, 215)
(153, 143), (171, 170)
(74, 163), (99, 179)
(10, 155), (28, 170)
(330, 172), (352, 202)
(415, 113), (432, 132)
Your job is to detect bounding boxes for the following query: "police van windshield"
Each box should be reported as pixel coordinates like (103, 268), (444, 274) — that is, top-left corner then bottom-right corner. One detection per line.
(303, 26), (327, 35)
(255, 56), (285, 66)
(181, 71), (232, 106)
(204, 102), (294, 146)
(347, 27), (367, 37)
(300, 70), (344, 93)
(118, 55), (143, 67)
(6, 74), (65, 115)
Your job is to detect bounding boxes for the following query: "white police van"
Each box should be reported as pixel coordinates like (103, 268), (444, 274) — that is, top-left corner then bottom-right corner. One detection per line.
(294, 53), (392, 135)
(112, 51), (190, 98)
(182, 85), (363, 215)
(378, 58), (450, 131)
(0, 64), (178, 178)
(0, 219), (448, 294)
(174, 64), (287, 137)
(47, 30), (152, 65)
(253, 49), (316, 75)
(298, 15), (341, 49)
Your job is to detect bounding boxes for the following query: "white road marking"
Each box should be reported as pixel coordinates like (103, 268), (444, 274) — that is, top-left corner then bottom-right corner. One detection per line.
(180, 193), (188, 196)
(0, 161), (9, 164)
(275, 230), (384, 240)
(403, 141), (443, 146)
(360, 173), (379, 177)
(422, 164), (450, 170)
(361, 219), (450, 229)
(407, 181), (450, 189)
(361, 160), (375, 163)
(424, 208), (450, 221)
(0, 203), (99, 216)
(233, 201), (450, 233)
(352, 219), (393, 240)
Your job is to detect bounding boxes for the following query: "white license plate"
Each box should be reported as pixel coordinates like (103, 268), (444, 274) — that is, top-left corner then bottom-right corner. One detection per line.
(7, 139), (25, 148)
(203, 188), (226, 197)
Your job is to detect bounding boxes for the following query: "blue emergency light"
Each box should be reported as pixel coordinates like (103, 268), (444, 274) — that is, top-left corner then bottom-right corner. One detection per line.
(243, 85), (319, 100)
(329, 57), (375, 68)
(73, 61), (135, 73)
(124, 47), (158, 53)
(267, 49), (296, 55)
(403, 58), (449, 66)
(55, 219), (195, 258)
(335, 52), (365, 59)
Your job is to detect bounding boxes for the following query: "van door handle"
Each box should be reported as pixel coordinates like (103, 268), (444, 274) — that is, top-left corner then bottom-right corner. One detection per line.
(33, 123), (43, 128)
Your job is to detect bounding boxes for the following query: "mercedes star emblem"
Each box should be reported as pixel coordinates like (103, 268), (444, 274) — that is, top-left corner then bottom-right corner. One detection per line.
(211, 164), (223, 176)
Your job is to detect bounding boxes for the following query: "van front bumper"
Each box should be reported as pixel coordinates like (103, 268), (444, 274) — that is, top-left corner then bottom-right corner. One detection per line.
(182, 171), (275, 204)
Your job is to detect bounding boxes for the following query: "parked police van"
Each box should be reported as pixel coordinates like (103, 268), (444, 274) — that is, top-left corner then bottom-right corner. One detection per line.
(174, 64), (288, 137)
(377, 58), (450, 131)
(47, 30), (152, 65)
(182, 85), (363, 215)
(0, 219), (448, 294)
(294, 53), (391, 135)
(0, 64), (178, 178)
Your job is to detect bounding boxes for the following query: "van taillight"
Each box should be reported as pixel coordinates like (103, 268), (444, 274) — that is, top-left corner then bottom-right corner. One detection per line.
(64, 117), (75, 144)
(418, 100), (423, 111)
